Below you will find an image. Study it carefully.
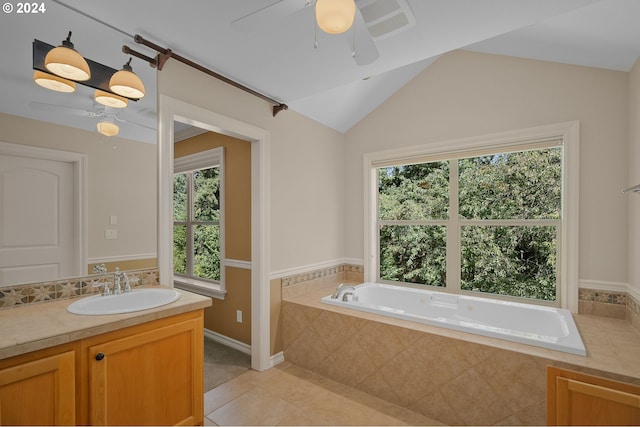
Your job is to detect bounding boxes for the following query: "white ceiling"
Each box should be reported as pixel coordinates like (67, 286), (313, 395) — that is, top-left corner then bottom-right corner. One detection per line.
(1, 0), (639, 144)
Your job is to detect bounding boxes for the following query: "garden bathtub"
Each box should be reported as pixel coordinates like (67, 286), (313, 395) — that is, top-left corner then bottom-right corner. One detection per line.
(321, 282), (586, 355)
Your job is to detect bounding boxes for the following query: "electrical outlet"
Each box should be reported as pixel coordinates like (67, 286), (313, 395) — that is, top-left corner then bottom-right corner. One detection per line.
(236, 310), (242, 323)
(105, 229), (117, 240)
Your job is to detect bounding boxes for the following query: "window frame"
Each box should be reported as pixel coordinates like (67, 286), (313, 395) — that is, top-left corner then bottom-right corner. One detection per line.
(364, 121), (580, 311)
(173, 146), (226, 299)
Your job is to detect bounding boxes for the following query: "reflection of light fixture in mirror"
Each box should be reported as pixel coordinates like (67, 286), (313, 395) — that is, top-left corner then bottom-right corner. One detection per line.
(97, 117), (119, 137)
(316, 0), (356, 34)
(94, 90), (128, 108)
(45, 31), (91, 81)
(33, 70), (76, 93)
(109, 58), (145, 99)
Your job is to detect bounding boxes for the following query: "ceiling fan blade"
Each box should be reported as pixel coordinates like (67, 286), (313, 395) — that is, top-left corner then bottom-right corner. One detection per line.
(114, 116), (156, 131)
(232, 0), (307, 33)
(351, 8), (379, 66)
(28, 101), (91, 116)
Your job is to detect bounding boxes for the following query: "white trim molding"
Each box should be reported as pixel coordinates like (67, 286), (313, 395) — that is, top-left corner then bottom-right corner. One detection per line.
(204, 328), (251, 355)
(578, 279), (629, 293)
(158, 94), (271, 371)
(225, 258), (252, 270)
(88, 253), (157, 264)
(0, 141), (88, 279)
(363, 121), (580, 312)
(270, 258), (363, 280)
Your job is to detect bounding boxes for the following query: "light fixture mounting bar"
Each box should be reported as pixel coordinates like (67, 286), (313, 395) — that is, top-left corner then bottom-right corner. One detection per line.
(33, 39), (138, 101)
(131, 34), (288, 117)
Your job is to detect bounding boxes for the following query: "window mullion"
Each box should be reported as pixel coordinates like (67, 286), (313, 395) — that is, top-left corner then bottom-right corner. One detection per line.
(447, 160), (460, 292)
(186, 172), (195, 278)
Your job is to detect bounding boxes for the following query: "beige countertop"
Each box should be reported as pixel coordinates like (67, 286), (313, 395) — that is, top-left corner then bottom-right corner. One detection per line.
(0, 287), (212, 361)
(285, 281), (640, 383)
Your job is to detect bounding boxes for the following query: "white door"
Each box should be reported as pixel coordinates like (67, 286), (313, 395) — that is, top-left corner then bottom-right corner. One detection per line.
(0, 154), (75, 285)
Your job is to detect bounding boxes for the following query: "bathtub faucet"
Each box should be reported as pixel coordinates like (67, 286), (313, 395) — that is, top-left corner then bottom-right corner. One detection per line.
(331, 284), (356, 300)
(341, 291), (358, 302)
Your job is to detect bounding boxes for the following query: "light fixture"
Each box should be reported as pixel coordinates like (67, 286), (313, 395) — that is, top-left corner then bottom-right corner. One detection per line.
(97, 117), (119, 137)
(94, 89), (128, 109)
(315, 0), (356, 35)
(44, 31), (91, 81)
(109, 58), (145, 99)
(33, 70), (76, 93)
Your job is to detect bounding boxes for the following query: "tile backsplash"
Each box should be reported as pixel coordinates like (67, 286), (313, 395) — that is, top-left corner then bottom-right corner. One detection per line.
(0, 268), (159, 310)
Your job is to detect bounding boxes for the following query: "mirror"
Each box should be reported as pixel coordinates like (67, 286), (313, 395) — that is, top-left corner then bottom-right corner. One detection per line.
(0, 3), (158, 287)
(0, 112), (158, 288)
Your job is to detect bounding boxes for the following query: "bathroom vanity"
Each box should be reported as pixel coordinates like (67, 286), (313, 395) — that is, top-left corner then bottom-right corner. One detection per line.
(0, 287), (211, 426)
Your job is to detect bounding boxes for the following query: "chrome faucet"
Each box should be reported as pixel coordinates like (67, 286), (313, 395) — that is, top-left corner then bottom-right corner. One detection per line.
(331, 284), (356, 300)
(123, 272), (132, 293)
(341, 291), (358, 302)
(113, 267), (123, 295)
(101, 280), (111, 296)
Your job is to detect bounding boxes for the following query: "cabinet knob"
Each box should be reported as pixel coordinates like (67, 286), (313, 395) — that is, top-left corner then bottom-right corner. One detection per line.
(95, 352), (105, 361)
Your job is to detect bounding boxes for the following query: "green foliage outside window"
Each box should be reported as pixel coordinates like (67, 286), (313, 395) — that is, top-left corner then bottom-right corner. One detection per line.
(173, 167), (221, 282)
(378, 147), (562, 302)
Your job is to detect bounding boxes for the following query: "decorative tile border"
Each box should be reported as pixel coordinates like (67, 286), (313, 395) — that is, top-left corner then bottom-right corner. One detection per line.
(578, 288), (627, 305)
(281, 263), (364, 288)
(0, 268), (159, 310)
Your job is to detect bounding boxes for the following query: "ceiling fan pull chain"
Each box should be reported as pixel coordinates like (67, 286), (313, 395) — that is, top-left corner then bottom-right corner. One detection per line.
(314, 20), (318, 49)
(352, 25), (356, 58)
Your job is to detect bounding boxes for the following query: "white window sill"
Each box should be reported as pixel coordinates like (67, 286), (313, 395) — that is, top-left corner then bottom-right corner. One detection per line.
(174, 277), (226, 300)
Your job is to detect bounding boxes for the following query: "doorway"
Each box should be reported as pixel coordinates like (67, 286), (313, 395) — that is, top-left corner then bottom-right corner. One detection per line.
(158, 95), (271, 371)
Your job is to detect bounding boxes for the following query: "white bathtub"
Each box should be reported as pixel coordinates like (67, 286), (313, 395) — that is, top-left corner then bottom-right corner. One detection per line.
(321, 282), (586, 356)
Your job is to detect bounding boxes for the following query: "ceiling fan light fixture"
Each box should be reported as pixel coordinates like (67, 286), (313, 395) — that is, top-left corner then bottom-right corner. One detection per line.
(33, 70), (76, 93)
(109, 58), (145, 99)
(97, 117), (119, 137)
(44, 31), (91, 81)
(94, 89), (128, 109)
(316, 0), (356, 35)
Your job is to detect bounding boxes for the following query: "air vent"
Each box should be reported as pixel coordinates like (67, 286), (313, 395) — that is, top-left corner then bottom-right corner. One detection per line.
(359, 0), (415, 40)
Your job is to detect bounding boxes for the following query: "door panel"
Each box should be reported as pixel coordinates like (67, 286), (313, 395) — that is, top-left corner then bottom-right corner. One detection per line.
(0, 154), (74, 285)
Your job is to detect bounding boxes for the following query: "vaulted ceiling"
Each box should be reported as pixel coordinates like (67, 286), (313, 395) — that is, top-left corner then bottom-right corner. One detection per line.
(1, 0), (639, 143)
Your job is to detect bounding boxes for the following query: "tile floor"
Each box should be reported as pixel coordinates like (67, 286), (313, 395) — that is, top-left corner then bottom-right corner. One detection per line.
(203, 361), (443, 426)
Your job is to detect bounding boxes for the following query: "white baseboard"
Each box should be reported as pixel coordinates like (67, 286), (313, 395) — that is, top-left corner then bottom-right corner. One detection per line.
(269, 351), (285, 367)
(204, 329), (251, 355)
(204, 328), (285, 370)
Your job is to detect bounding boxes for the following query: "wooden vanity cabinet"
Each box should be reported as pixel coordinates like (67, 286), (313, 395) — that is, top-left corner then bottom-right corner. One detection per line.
(79, 310), (204, 426)
(0, 309), (204, 426)
(0, 346), (76, 426)
(547, 366), (640, 425)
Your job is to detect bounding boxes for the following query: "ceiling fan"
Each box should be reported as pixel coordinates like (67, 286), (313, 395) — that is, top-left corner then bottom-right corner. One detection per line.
(28, 101), (155, 136)
(232, 0), (380, 66)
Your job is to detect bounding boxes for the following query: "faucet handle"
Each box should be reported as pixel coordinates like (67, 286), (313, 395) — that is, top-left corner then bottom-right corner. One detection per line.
(101, 281), (111, 296)
(123, 272), (132, 293)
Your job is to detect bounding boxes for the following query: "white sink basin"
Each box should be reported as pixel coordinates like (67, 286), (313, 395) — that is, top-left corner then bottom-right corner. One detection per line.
(67, 288), (181, 315)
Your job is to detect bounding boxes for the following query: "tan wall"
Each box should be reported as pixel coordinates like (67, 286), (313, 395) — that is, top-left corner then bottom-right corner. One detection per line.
(0, 112), (157, 267)
(345, 50), (629, 288)
(175, 131), (252, 344)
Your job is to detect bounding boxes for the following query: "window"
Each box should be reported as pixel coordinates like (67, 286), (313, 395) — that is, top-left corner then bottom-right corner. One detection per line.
(173, 147), (225, 298)
(367, 122), (579, 309)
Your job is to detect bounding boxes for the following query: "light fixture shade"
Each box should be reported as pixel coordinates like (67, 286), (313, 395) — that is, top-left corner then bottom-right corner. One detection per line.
(44, 32), (91, 81)
(109, 59), (145, 99)
(94, 90), (128, 108)
(33, 70), (76, 93)
(97, 119), (119, 137)
(316, 0), (356, 34)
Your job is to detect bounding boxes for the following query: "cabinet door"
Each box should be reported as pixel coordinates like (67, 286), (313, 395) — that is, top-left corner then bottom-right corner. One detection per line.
(88, 317), (203, 426)
(547, 366), (640, 425)
(0, 351), (75, 425)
